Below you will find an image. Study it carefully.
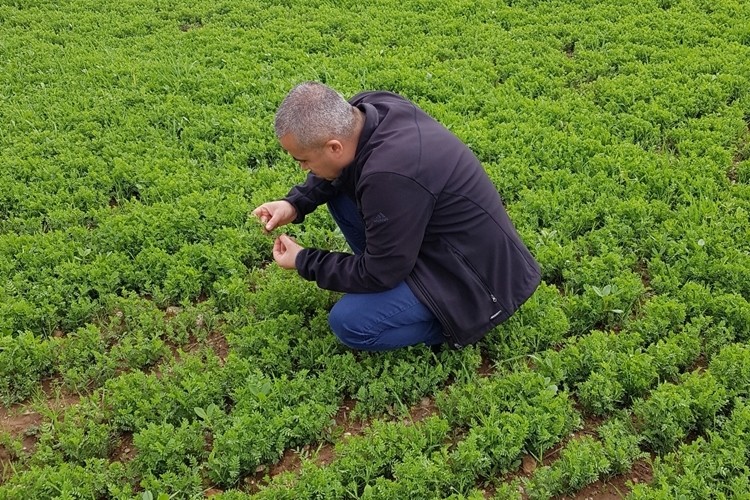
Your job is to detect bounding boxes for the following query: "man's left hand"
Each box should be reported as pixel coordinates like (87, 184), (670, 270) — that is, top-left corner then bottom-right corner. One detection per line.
(273, 234), (302, 270)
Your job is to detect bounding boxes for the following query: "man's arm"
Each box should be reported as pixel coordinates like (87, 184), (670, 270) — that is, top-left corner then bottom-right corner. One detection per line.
(295, 172), (434, 292)
(284, 173), (339, 224)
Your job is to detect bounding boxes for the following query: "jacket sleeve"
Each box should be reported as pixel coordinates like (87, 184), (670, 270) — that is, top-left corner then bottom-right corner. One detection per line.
(295, 172), (435, 292)
(283, 173), (338, 223)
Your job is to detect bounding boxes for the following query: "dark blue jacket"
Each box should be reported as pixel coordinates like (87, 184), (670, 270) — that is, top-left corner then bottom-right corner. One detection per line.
(285, 91), (541, 347)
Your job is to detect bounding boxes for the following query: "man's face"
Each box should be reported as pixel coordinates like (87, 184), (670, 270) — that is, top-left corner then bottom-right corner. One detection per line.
(279, 134), (346, 181)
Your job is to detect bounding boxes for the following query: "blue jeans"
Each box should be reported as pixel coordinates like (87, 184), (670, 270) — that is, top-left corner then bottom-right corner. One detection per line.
(326, 193), (445, 351)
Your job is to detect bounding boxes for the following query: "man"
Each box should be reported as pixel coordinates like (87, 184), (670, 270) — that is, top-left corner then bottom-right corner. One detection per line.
(253, 82), (541, 351)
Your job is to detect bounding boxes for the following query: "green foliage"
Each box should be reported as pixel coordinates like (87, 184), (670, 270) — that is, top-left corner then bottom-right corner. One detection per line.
(597, 416), (646, 475)
(351, 347), (482, 419)
(630, 403), (750, 498)
(646, 329), (701, 380)
(577, 369), (625, 416)
(0, 459), (126, 499)
(253, 461), (345, 499)
(362, 450), (457, 499)
(2, 0), (750, 495)
(681, 371), (728, 431)
(104, 350), (225, 431)
(132, 420), (206, 477)
(257, 416), (452, 497)
(132, 420), (207, 498)
(629, 295), (687, 344)
(0, 331), (53, 405)
(633, 382), (695, 454)
(207, 369), (340, 487)
(618, 352), (660, 400)
(250, 266), (335, 320)
(710, 343), (750, 398)
(525, 436), (611, 498)
(33, 396), (114, 466)
(437, 370), (580, 459)
(632, 370), (727, 456)
(564, 272), (645, 335)
(523, 465), (565, 500)
(484, 283), (570, 362)
(492, 481), (523, 500)
(226, 313), (309, 377)
(54, 324), (116, 392)
(451, 410), (529, 481)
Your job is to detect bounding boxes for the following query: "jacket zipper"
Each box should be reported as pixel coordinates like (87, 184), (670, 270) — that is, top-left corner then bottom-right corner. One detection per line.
(411, 274), (463, 348)
(449, 247), (503, 319)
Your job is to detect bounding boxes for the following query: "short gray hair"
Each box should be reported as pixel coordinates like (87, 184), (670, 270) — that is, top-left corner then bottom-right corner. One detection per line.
(274, 82), (356, 148)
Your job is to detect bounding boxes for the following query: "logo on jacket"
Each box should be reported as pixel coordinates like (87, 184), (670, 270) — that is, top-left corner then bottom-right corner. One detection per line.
(372, 212), (389, 224)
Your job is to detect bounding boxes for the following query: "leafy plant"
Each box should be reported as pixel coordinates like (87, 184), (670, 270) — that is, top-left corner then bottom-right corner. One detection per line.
(633, 382), (695, 454)
(0, 331), (53, 405)
(710, 343), (750, 398)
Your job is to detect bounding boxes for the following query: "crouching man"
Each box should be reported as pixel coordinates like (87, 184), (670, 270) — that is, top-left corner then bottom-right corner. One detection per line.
(253, 82), (541, 351)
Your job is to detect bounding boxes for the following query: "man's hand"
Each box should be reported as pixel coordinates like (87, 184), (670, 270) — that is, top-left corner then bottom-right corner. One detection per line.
(252, 201), (297, 232)
(273, 234), (303, 270)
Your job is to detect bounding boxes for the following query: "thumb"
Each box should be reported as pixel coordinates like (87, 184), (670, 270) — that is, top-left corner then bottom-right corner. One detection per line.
(278, 234), (294, 246)
(266, 212), (284, 231)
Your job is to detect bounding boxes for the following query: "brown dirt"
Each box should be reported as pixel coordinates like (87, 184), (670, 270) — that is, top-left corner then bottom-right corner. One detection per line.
(728, 164), (738, 184)
(109, 432), (135, 463)
(179, 21), (203, 32)
(0, 377), (83, 486)
(0, 378), (80, 449)
(478, 354), (496, 377)
(634, 261), (651, 292)
(193, 330), (230, 362)
(407, 396), (439, 423)
(0, 406), (41, 474)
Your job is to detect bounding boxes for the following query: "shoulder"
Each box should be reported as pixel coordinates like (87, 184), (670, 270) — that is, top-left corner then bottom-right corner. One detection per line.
(349, 91), (412, 107)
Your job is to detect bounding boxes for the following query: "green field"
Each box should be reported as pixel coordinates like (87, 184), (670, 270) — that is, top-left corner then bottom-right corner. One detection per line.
(1, 0), (750, 497)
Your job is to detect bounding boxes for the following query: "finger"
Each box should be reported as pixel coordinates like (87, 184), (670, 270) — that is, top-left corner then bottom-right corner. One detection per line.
(251, 207), (268, 224)
(266, 212), (284, 231)
(278, 234), (295, 247)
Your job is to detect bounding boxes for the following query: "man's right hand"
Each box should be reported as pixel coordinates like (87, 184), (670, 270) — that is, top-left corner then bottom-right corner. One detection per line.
(252, 200), (297, 232)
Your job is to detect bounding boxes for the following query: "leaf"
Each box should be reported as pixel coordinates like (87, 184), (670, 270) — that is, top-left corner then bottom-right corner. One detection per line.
(194, 407), (208, 420)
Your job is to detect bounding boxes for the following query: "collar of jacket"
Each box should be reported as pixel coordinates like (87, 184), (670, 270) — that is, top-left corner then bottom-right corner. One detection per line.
(332, 102), (379, 190)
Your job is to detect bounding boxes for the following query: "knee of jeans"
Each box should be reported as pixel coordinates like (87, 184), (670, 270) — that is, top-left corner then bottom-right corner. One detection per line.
(328, 303), (373, 350)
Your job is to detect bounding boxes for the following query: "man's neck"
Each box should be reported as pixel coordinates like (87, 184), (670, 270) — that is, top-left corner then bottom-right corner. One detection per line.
(341, 107), (365, 161)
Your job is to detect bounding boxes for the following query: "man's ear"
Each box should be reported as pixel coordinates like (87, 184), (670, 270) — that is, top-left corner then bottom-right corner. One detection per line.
(325, 139), (344, 156)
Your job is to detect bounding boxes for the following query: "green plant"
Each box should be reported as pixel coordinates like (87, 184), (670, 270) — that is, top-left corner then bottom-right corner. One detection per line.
(633, 382), (695, 454)
(524, 436), (611, 498)
(577, 369), (625, 415)
(710, 343), (750, 398)
(0, 331), (53, 405)
(54, 324), (116, 392)
(597, 416), (645, 474)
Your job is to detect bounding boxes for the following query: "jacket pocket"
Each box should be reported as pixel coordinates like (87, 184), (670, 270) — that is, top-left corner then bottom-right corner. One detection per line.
(446, 244), (504, 323)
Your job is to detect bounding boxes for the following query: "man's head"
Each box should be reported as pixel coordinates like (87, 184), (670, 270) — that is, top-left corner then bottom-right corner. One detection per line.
(275, 82), (362, 180)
